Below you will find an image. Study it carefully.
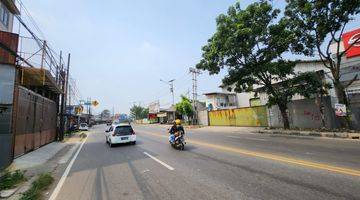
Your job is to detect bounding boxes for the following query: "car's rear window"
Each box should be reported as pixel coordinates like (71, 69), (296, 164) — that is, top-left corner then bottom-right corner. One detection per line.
(80, 124), (87, 127)
(114, 126), (133, 136)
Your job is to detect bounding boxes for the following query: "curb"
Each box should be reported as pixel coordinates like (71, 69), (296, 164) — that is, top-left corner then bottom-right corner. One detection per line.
(257, 130), (360, 139)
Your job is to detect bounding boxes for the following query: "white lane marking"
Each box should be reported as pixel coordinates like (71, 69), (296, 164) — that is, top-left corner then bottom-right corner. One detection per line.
(143, 152), (175, 171)
(49, 137), (88, 200)
(227, 136), (242, 139)
(227, 135), (267, 141)
(244, 137), (267, 141)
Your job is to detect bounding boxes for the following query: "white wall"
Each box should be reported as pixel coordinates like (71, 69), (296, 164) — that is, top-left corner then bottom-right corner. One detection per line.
(205, 94), (238, 110)
(0, 64), (15, 104)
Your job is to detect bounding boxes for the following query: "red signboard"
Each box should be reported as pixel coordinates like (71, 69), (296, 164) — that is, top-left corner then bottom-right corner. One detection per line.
(342, 28), (360, 58)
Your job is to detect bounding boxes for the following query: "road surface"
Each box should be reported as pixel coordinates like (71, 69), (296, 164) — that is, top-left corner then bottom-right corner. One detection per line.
(53, 124), (360, 200)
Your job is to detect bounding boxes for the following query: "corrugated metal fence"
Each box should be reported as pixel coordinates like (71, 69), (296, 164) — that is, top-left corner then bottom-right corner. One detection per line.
(209, 106), (268, 127)
(13, 86), (57, 157)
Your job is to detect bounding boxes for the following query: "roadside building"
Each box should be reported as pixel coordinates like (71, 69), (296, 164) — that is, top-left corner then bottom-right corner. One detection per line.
(204, 92), (238, 111)
(211, 39), (360, 130)
(1, 0), (69, 169)
(219, 60), (331, 107)
(0, 0), (20, 169)
(157, 105), (176, 124)
(204, 60), (346, 129)
(0, 0), (18, 32)
(148, 101), (160, 124)
(329, 28), (360, 129)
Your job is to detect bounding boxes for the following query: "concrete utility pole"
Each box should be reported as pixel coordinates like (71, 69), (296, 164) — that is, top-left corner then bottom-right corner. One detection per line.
(87, 97), (92, 124)
(160, 79), (176, 121)
(59, 51), (66, 141)
(189, 67), (201, 125)
(65, 54), (71, 132)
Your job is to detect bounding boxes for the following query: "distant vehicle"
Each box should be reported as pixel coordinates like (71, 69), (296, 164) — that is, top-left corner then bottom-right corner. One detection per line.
(105, 124), (136, 147)
(106, 121), (112, 126)
(79, 123), (89, 131)
(112, 119), (130, 126)
(112, 120), (120, 125)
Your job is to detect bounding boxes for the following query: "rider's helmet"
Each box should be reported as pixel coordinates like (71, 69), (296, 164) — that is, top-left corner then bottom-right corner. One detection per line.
(175, 119), (181, 125)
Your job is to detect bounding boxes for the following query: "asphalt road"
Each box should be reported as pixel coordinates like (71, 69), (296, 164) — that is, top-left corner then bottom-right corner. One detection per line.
(53, 124), (360, 200)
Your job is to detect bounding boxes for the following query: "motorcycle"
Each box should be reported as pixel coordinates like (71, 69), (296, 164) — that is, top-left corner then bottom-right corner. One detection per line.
(170, 131), (185, 150)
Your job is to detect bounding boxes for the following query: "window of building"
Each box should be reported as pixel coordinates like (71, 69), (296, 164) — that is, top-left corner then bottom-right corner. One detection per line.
(0, 4), (10, 28)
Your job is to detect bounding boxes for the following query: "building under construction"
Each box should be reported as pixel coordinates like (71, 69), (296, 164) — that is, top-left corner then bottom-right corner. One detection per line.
(0, 0), (70, 169)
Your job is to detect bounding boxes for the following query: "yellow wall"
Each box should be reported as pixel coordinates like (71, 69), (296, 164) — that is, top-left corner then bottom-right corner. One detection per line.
(209, 106), (268, 127)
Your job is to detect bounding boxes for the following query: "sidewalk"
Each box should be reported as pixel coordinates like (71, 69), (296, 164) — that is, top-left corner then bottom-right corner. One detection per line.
(2, 132), (86, 199)
(198, 126), (360, 139)
(257, 129), (360, 140)
(12, 142), (68, 170)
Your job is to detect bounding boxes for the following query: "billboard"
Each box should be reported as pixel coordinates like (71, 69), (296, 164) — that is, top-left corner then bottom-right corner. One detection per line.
(148, 101), (160, 113)
(342, 28), (360, 58)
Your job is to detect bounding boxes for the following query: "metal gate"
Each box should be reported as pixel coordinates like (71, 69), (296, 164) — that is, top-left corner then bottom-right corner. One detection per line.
(13, 86), (57, 157)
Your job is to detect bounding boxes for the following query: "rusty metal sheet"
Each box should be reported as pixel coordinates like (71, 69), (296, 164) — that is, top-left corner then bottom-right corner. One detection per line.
(13, 86), (58, 157)
(0, 31), (19, 65)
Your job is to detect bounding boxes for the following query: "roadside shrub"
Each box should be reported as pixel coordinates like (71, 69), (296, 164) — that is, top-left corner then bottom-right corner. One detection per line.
(20, 173), (54, 200)
(0, 170), (26, 190)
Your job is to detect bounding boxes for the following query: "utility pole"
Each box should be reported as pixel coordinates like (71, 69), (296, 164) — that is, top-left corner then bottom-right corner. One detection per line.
(189, 67), (201, 125)
(160, 79), (175, 121)
(68, 86), (72, 106)
(59, 51), (66, 141)
(87, 97), (92, 125)
(65, 54), (71, 131)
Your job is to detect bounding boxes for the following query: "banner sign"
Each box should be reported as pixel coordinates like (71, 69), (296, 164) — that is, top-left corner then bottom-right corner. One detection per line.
(148, 101), (160, 113)
(342, 28), (360, 58)
(335, 103), (347, 117)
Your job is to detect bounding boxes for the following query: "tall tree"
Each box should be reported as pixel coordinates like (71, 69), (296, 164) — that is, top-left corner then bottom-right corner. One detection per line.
(285, 0), (360, 127)
(130, 105), (149, 120)
(175, 95), (194, 123)
(196, 1), (321, 129)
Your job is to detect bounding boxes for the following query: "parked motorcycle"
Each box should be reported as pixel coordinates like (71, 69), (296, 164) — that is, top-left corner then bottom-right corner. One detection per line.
(170, 131), (185, 150)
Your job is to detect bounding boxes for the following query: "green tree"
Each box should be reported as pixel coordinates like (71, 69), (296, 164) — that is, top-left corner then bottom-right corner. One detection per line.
(196, 1), (321, 129)
(130, 105), (149, 120)
(175, 95), (194, 123)
(284, 0), (360, 128)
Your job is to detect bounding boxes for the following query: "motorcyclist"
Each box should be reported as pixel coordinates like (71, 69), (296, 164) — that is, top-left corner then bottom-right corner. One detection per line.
(169, 119), (184, 144)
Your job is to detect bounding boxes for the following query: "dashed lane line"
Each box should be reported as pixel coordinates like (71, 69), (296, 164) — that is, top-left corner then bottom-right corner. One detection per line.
(143, 152), (175, 171)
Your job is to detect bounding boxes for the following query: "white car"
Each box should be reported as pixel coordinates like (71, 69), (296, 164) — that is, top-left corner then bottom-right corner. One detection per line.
(105, 124), (136, 147)
(79, 123), (89, 131)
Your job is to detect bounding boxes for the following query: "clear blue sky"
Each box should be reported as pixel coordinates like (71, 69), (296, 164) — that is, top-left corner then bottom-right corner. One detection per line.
(22, 0), (359, 114)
